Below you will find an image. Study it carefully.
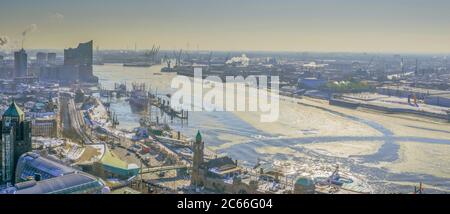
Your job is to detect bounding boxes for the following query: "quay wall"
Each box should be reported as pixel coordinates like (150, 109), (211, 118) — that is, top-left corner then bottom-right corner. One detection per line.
(329, 98), (450, 122)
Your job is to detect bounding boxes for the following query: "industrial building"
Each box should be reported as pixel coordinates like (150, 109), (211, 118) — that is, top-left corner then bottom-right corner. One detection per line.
(298, 77), (328, 89)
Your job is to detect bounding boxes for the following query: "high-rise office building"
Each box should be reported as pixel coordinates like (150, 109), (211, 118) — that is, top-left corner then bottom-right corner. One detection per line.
(47, 53), (56, 65)
(36, 52), (47, 65)
(0, 101), (32, 186)
(14, 49), (28, 77)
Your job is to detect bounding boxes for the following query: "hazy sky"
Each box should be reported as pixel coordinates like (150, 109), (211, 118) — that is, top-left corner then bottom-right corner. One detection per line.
(1, 0), (450, 53)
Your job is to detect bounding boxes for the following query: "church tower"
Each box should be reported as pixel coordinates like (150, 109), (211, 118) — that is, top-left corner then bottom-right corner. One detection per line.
(191, 130), (204, 186)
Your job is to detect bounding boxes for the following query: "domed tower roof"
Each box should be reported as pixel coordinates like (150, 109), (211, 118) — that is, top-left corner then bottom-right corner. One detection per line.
(195, 130), (202, 143)
(3, 100), (25, 119)
(295, 176), (315, 187)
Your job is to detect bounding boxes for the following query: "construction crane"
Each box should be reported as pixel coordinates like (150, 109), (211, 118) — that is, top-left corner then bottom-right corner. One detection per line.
(176, 49), (183, 67)
(172, 51), (177, 66)
(207, 51), (213, 70)
(173, 49), (183, 66)
(185, 49), (192, 65)
(224, 52), (230, 65)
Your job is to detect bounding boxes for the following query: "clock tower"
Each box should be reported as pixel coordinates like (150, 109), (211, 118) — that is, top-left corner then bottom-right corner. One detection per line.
(191, 130), (204, 186)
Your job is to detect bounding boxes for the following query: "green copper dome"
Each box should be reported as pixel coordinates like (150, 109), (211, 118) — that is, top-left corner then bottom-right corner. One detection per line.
(3, 100), (25, 118)
(195, 130), (202, 142)
(295, 177), (315, 187)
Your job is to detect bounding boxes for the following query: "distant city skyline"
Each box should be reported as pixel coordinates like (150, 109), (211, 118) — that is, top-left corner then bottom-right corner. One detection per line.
(1, 0), (450, 53)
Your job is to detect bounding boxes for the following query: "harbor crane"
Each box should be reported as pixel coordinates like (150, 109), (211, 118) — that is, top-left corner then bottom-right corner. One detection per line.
(144, 44), (160, 62)
(175, 49), (183, 67)
(207, 51), (213, 71)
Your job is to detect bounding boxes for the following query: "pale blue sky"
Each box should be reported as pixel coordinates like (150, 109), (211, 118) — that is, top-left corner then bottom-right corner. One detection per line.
(1, 0), (450, 52)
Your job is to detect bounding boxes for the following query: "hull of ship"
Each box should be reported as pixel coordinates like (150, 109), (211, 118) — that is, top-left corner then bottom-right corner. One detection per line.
(129, 98), (149, 113)
(123, 63), (152, 67)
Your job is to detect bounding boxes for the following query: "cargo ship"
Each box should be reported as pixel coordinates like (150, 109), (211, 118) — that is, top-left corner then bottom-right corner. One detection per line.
(123, 62), (153, 67)
(129, 83), (150, 112)
(160, 61), (175, 72)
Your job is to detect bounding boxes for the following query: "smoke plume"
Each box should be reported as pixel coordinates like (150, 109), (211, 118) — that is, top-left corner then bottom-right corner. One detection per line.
(0, 35), (8, 46)
(22, 24), (37, 37)
(226, 54), (250, 66)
